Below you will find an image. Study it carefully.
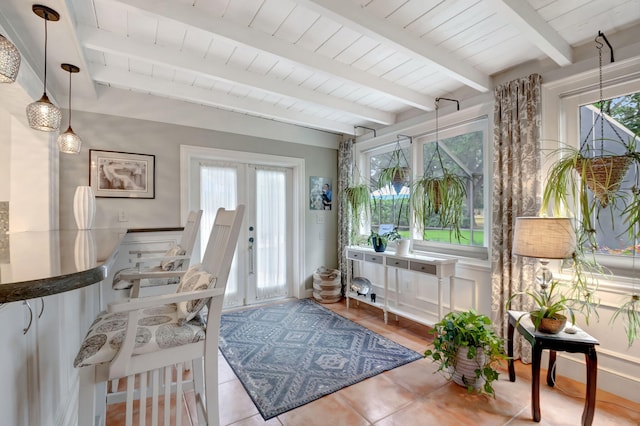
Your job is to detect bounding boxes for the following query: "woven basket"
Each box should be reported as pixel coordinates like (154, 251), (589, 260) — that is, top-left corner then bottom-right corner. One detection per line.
(574, 155), (632, 207)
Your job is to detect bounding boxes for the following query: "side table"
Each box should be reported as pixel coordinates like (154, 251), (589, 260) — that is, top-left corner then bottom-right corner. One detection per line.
(507, 310), (599, 426)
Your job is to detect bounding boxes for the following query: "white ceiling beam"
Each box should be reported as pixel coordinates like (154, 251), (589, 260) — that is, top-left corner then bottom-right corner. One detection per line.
(484, 0), (573, 66)
(91, 66), (356, 134)
(301, 0), (491, 93)
(114, 0), (434, 111)
(79, 26), (395, 125)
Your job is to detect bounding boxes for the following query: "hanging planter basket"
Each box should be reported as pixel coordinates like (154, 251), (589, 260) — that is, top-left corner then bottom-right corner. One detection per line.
(575, 155), (632, 207)
(388, 166), (411, 194)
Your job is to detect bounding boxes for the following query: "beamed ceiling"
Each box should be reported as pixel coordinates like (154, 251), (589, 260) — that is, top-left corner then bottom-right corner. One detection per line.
(1, 0), (640, 137)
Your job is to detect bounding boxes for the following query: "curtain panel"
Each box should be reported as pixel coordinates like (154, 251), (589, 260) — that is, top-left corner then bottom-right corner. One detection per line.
(491, 73), (542, 363)
(337, 138), (353, 294)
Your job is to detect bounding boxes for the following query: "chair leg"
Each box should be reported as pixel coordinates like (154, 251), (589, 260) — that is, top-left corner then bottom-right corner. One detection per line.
(204, 353), (220, 426)
(79, 365), (108, 426)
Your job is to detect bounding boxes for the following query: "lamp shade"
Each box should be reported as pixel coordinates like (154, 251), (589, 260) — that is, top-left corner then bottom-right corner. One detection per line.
(26, 93), (62, 132)
(512, 217), (576, 259)
(0, 34), (21, 83)
(57, 126), (82, 154)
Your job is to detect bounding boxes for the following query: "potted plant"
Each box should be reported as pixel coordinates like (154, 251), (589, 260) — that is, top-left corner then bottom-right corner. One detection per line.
(367, 230), (388, 252)
(424, 310), (507, 396)
(378, 144), (410, 195)
(508, 280), (577, 334)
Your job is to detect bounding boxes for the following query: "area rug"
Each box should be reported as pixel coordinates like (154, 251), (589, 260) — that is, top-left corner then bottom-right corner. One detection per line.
(218, 298), (422, 420)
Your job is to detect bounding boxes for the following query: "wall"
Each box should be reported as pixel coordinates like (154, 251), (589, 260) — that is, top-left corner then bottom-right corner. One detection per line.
(58, 110), (340, 289)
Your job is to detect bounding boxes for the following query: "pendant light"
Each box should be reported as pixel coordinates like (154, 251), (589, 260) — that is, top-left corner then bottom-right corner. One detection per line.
(57, 63), (82, 154)
(26, 5), (62, 132)
(0, 33), (21, 83)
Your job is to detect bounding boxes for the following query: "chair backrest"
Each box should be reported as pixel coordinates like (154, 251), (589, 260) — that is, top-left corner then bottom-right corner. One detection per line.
(201, 206), (245, 294)
(179, 209), (203, 256)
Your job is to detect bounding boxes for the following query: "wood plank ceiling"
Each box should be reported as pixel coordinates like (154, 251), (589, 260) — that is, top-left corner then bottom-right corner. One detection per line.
(2, 0), (640, 135)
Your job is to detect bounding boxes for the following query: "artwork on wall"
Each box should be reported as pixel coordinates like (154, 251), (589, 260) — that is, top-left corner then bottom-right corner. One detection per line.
(89, 149), (155, 199)
(310, 176), (332, 210)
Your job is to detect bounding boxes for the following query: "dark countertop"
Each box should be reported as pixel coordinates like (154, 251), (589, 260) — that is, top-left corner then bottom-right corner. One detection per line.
(0, 229), (127, 303)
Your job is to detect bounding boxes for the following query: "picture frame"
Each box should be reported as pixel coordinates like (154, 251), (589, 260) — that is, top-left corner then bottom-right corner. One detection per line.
(309, 176), (332, 210)
(89, 149), (155, 199)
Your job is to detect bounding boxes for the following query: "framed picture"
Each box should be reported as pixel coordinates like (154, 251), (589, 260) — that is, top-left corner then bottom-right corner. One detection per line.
(309, 176), (332, 210)
(89, 149), (155, 199)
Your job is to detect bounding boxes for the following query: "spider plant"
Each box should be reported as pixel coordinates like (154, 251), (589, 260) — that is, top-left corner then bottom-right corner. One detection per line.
(611, 294), (640, 346)
(377, 143), (411, 194)
(412, 169), (467, 241)
(343, 183), (371, 235)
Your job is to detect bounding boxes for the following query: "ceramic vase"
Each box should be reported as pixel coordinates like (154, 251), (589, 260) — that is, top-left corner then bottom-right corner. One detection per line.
(451, 347), (486, 391)
(74, 230), (96, 270)
(73, 186), (95, 229)
(395, 239), (410, 256)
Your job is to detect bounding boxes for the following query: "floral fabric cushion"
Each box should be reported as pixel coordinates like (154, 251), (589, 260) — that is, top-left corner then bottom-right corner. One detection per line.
(175, 265), (216, 325)
(73, 304), (205, 368)
(160, 245), (187, 271)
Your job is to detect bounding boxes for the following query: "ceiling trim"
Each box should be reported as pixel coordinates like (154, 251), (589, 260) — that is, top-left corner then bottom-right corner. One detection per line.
(91, 66), (356, 134)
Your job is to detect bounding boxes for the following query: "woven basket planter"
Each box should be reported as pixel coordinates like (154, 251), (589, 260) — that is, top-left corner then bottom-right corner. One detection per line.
(575, 155), (632, 207)
(312, 267), (341, 304)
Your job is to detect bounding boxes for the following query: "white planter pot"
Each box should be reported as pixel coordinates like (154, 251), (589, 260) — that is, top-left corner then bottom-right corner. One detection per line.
(451, 347), (486, 390)
(395, 239), (410, 256)
(73, 186), (96, 229)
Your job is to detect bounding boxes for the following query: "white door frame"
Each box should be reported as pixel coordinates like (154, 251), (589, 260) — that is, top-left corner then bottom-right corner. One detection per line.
(180, 145), (306, 299)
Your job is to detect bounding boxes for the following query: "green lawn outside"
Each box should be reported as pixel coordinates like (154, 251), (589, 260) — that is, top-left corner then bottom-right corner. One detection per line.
(395, 229), (484, 245)
(424, 229), (485, 245)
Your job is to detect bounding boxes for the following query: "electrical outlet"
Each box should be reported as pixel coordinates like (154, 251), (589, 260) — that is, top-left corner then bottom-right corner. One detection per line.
(118, 210), (128, 222)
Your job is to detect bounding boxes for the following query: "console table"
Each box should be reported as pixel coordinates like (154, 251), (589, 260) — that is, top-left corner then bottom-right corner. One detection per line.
(345, 246), (457, 325)
(507, 310), (599, 426)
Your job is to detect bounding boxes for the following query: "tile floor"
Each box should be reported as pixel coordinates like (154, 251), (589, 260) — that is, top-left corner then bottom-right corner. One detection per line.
(107, 299), (640, 425)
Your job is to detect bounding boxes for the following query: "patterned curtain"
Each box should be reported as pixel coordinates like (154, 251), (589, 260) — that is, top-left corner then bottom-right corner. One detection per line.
(491, 73), (542, 363)
(337, 137), (353, 294)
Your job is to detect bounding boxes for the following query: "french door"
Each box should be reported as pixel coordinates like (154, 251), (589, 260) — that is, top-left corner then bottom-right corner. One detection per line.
(191, 157), (294, 307)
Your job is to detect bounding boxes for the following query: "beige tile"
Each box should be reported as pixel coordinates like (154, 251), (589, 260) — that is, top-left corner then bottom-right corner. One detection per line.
(219, 379), (260, 426)
(337, 372), (415, 423)
(229, 413), (283, 425)
(278, 393), (369, 426)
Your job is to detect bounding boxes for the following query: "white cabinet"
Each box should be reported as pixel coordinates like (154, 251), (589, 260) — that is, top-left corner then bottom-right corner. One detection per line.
(345, 246), (457, 326)
(0, 283), (100, 426)
(0, 302), (31, 426)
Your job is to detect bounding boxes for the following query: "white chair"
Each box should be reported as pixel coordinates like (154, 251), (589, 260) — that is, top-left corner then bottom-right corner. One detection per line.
(75, 206), (244, 426)
(112, 209), (203, 297)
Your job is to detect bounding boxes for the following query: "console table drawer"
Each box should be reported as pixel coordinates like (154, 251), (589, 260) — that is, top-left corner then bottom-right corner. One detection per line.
(347, 250), (364, 260)
(410, 262), (437, 275)
(364, 253), (384, 264)
(387, 258), (409, 269)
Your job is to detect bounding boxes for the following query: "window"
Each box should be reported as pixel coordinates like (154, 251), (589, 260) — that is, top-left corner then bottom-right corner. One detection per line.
(366, 142), (411, 236)
(579, 92), (640, 257)
(416, 119), (486, 247)
(358, 114), (489, 258)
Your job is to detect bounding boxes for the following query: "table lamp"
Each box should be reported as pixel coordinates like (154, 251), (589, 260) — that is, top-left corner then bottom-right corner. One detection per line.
(512, 217), (576, 291)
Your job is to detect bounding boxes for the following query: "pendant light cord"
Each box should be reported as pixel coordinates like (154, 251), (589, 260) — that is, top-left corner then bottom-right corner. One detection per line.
(43, 13), (48, 94)
(67, 68), (72, 126)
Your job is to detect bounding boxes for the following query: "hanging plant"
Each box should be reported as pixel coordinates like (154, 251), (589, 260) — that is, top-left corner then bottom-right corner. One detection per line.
(378, 140), (411, 194)
(343, 183), (371, 232)
(610, 294), (640, 346)
(412, 170), (467, 240)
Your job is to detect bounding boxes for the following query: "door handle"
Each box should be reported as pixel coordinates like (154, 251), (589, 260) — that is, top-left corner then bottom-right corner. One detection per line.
(248, 237), (255, 275)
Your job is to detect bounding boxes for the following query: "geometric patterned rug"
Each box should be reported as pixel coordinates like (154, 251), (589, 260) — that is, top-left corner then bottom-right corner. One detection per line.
(218, 298), (422, 419)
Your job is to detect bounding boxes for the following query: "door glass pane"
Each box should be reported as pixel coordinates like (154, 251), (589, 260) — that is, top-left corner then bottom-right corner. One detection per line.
(200, 164), (239, 306)
(255, 168), (288, 300)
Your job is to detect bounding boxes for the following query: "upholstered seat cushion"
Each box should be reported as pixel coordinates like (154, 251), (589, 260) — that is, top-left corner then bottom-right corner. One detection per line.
(74, 304), (205, 368)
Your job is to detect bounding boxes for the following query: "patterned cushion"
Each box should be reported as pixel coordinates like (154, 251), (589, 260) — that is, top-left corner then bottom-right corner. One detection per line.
(160, 245), (187, 271)
(176, 265), (216, 325)
(74, 304), (205, 368)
